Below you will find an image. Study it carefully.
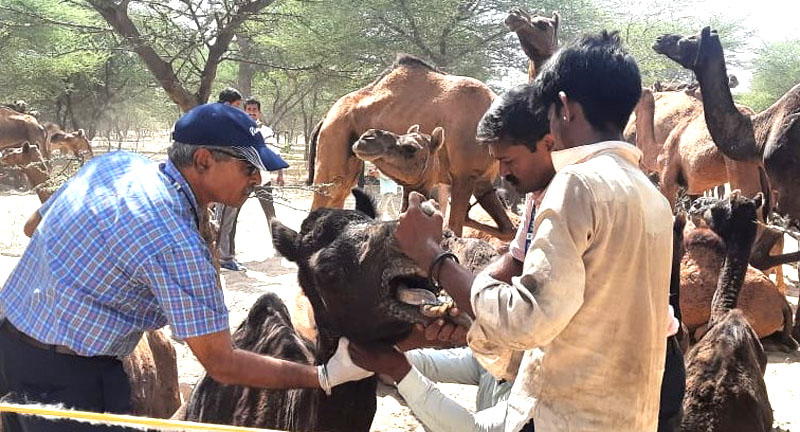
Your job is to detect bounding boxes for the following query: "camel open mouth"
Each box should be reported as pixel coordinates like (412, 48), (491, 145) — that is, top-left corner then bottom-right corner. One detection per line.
(390, 275), (439, 305)
(384, 271), (472, 328)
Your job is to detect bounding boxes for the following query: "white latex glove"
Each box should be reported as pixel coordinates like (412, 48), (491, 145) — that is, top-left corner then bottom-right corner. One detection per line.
(321, 337), (374, 392)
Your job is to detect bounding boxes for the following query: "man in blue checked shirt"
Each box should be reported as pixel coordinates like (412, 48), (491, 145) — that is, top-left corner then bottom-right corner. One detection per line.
(0, 102), (372, 432)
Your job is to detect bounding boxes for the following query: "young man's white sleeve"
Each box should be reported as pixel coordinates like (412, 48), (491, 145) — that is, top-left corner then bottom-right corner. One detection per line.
(405, 347), (482, 385)
(398, 366), (508, 432)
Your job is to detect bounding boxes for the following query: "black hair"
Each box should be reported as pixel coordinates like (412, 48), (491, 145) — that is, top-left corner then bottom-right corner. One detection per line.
(534, 30), (641, 133)
(217, 87), (243, 104)
(244, 97), (261, 110)
(476, 83), (550, 152)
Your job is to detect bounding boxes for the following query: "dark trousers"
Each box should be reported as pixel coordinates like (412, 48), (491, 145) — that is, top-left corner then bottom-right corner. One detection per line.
(658, 335), (686, 432)
(0, 320), (133, 431)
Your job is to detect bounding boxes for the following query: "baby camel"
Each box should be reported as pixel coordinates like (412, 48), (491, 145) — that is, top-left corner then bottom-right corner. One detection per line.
(680, 192), (773, 432)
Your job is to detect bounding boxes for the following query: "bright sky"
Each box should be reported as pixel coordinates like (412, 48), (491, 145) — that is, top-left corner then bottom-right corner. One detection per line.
(696, 0), (800, 42)
(688, 0), (800, 90)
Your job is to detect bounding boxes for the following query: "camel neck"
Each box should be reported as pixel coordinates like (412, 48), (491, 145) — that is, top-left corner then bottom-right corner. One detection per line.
(634, 92), (658, 169)
(401, 154), (440, 195)
(708, 229), (756, 328)
(695, 55), (761, 162)
(22, 165), (51, 203)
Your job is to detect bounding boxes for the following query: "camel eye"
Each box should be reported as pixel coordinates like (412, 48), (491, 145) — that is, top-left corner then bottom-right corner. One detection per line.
(400, 145), (418, 155)
(315, 265), (343, 287)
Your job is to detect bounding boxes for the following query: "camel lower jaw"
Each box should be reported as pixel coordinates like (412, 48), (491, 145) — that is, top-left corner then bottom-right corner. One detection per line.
(353, 150), (381, 161)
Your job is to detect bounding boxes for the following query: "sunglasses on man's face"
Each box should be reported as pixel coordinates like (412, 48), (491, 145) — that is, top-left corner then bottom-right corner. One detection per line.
(210, 149), (259, 177)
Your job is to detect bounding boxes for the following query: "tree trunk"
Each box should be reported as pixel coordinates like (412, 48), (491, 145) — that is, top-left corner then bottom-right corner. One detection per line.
(237, 34), (254, 97)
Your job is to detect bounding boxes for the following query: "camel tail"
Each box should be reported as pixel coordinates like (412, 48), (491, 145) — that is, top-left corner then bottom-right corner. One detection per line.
(306, 119), (323, 185)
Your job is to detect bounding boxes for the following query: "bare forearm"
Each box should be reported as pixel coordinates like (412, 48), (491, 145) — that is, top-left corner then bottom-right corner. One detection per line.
(437, 258), (476, 318)
(23, 210), (42, 237)
(208, 348), (320, 389)
(486, 252), (523, 285)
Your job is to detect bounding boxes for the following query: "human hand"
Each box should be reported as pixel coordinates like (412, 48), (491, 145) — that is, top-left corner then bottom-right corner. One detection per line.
(323, 338), (374, 391)
(395, 307), (468, 350)
(274, 171), (285, 187)
(349, 342), (411, 383)
(419, 306), (468, 346)
(395, 192), (444, 269)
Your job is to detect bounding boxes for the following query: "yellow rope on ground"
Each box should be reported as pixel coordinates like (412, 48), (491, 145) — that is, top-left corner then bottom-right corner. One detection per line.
(0, 403), (287, 432)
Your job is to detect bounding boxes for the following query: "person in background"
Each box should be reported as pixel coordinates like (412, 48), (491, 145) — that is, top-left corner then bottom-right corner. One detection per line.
(244, 97), (285, 237)
(352, 31), (674, 432)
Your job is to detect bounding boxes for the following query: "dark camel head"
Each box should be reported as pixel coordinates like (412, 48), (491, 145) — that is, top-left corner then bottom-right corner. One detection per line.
(688, 191), (763, 246)
(653, 27), (725, 74)
(504, 9), (559, 62)
(352, 125), (444, 188)
(271, 189), (453, 345)
(0, 141), (44, 167)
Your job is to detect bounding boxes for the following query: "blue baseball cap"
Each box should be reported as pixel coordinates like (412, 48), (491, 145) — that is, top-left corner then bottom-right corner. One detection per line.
(172, 102), (289, 171)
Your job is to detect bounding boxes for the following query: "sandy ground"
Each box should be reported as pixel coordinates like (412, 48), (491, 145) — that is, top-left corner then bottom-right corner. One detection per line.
(1, 182), (798, 431)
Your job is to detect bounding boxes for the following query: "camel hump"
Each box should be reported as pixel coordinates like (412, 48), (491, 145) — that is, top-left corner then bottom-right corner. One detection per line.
(392, 54), (443, 74)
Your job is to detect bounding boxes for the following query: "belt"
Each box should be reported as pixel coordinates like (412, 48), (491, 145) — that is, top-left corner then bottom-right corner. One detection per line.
(1, 319), (81, 356)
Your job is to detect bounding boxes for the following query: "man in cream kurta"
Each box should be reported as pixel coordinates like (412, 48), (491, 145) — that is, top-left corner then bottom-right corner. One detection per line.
(469, 141), (673, 431)
(349, 31), (674, 432)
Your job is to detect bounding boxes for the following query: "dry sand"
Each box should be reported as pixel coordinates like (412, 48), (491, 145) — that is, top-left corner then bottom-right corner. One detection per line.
(1, 181), (798, 431)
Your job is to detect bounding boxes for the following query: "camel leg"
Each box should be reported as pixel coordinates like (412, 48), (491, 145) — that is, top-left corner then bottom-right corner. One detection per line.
(313, 156), (363, 209)
(794, 303), (800, 342)
(468, 179), (515, 241)
(446, 176), (473, 237)
(435, 183), (450, 222)
(769, 235), (786, 295)
(310, 123), (360, 210)
(659, 165), (681, 210)
(751, 228), (787, 279)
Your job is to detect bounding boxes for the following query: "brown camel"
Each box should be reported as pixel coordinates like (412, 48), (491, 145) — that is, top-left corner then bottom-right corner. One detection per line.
(681, 192), (773, 432)
(0, 142), (52, 203)
(630, 86), (788, 299)
(653, 27), (800, 270)
(44, 123), (93, 158)
(0, 107), (48, 158)
(504, 9), (559, 81)
(354, 125), (519, 240)
(307, 54), (514, 239)
(122, 329), (182, 419)
(679, 217), (796, 349)
(623, 87), (763, 209)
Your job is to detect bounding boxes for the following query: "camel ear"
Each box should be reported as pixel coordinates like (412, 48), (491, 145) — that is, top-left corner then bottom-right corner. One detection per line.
(695, 26), (723, 69)
(351, 188), (378, 219)
(753, 192), (764, 210)
(551, 12), (560, 33)
(77, 129), (85, 137)
(21, 141), (31, 152)
(430, 127), (445, 153)
(272, 221), (301, 262)
(407, 124), (420, 134)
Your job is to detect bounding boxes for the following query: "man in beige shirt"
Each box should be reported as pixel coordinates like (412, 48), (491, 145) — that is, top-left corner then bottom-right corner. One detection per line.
(352, 31), (673, 432)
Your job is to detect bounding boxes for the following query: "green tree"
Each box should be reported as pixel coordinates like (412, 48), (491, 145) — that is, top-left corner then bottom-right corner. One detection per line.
(737, 39), (800, 111)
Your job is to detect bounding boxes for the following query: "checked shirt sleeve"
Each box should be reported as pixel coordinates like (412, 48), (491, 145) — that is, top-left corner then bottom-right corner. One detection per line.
(140, 246), (229, 339)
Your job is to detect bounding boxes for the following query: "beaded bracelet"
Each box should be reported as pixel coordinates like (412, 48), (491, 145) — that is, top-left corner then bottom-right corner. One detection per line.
(427, 251), (460, 290)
